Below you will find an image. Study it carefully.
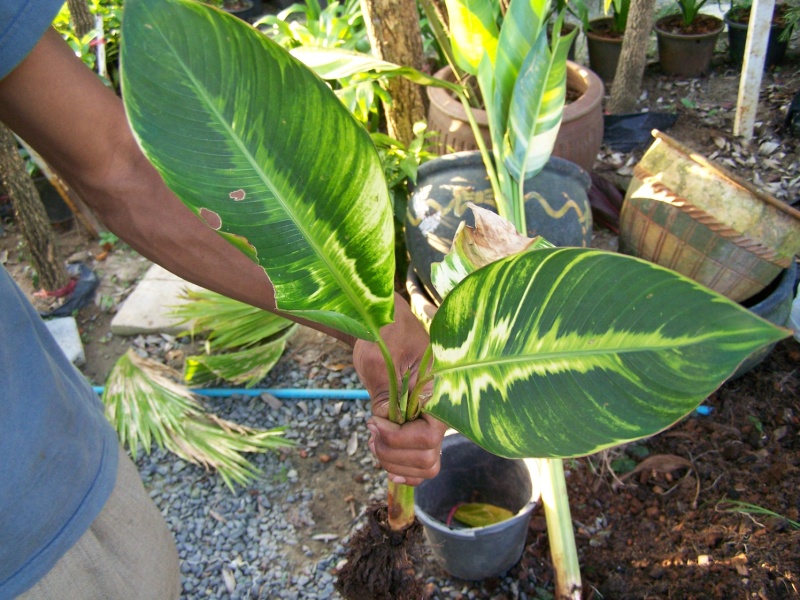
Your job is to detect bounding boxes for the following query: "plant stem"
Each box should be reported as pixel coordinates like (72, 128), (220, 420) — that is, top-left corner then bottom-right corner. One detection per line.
(537, 458), (582, 600)
(376, 337), (401, 423)
(387, 480), (416, 530)
(405, 344), (434, 419)
(376, 334), (418, 532)
(455, 90), (503, 207)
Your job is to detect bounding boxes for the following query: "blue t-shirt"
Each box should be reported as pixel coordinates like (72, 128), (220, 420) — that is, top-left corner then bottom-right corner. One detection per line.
(0, 3), (120, 592)
(0, 267), (118, 598)
(0, 0), (66, 79)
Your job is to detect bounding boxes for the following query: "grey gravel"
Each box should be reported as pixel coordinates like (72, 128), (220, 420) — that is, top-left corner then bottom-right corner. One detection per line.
(134, 349), (543, 599)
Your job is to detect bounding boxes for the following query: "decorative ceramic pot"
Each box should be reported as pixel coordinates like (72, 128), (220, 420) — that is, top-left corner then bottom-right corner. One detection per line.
(425, 62), (605, 173)
(619, 131), (800, 302)
(405, 151), (593, 301)
(414, 433), (540, 580)
(654, 14), (724, 77)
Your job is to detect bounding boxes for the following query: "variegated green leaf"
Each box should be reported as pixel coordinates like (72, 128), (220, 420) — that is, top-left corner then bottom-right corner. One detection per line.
(184, 334), (292, 388)
(492, 0), (549, 142)
(453, 502), (514, 527)
(444, 0), (500, 74)
(423, 248), (789, 459)
(121, 0), (394, 341)
(431, 204), (553, 298)
(290, 47), (461, 93)
(504, 13), (577, 180)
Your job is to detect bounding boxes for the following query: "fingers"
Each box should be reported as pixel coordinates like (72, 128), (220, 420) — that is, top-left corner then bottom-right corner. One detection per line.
(367, 413), (449, 486)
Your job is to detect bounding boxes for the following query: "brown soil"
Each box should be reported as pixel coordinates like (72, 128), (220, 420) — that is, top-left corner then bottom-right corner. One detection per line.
(335, 505), (427, 600)
(655, 14), (724, 36)
(1, 45), (799, 600)
(523, 339), (800, 599)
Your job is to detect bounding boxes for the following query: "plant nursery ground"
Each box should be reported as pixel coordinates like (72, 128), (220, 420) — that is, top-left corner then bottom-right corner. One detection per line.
(1, 47), (799, 599)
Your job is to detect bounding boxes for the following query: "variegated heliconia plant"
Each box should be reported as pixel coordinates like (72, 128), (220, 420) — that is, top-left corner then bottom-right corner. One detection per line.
(120, 0), (788, 596)
(289, 0), (577, 233)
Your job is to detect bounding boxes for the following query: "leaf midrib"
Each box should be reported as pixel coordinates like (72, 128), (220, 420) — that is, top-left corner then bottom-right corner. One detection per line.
(144, 2), (382, 339)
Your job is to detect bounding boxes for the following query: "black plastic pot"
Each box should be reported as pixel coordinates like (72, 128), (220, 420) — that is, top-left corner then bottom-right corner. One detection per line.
(405, 151), (592, 302)
(655, 14), (724, 77)
(732, 260), (797, 379)
(34, 177), (73, 230)
(585, 17), (624, 82)
(724, 12), (788, 69)
(414, 433), (539, 580)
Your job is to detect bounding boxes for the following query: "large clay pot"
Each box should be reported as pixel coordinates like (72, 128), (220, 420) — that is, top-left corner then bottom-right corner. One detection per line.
(619, 131), (800, 302)
(426, 62), (604, 173)
(585, 17), (624, 82)
(655, 14), (724, 77)
(414, 433), (540, 580)
(406, 151), (592, 302)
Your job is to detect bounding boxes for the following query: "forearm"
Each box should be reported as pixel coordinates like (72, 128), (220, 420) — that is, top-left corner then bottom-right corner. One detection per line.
(0, 29), (355, 345)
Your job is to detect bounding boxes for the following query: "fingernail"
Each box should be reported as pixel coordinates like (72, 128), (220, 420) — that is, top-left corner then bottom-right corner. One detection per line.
(368, 435), (376, 455)
(390, 474), (406, 484)
(367, 423), (378, 436)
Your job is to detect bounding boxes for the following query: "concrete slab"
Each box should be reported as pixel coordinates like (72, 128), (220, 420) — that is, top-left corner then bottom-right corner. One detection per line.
(110, 264), (204, 336)
(45, 316), (85, 366)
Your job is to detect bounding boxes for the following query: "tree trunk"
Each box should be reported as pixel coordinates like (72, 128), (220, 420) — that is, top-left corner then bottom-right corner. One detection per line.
(67, 0), (94, 37)
(607, 0), (656, 114)
(0, 124), (69, 291)
(360, 0), (427, 145)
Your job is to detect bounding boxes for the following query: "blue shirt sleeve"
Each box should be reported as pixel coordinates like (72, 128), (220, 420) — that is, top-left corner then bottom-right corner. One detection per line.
(0, 0), (69, 80)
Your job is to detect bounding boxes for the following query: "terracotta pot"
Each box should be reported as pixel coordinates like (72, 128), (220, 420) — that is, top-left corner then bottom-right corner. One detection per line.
(426, 62), (604, 173)
(655, 14), (724, 77)
(585, 17), (624, 82)
(619, 131), (800, 302)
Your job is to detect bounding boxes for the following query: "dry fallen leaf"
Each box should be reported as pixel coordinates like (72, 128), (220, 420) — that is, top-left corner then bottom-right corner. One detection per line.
(346, 432), (358, 456)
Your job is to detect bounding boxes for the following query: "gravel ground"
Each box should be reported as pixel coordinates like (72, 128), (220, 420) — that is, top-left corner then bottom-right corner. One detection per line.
(134, 336), (539, 600)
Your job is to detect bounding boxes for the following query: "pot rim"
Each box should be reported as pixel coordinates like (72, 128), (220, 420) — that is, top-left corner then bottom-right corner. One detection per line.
(427, 61), (603, 127)
(585, 16), (625, 42)
(654, 13), (724, 38)
(413, 149), (591, 189)
(413, 433), (540, 539)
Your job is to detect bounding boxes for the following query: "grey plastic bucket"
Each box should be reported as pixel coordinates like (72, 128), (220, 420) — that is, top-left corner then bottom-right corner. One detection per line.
(414, 433), (540, 580)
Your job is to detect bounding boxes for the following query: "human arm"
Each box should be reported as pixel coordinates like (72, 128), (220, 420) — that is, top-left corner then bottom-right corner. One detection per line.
(0, 28), (446, 478)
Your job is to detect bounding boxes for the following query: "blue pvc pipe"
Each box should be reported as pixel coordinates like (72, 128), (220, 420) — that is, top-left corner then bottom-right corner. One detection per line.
(92, 386), (369, 400)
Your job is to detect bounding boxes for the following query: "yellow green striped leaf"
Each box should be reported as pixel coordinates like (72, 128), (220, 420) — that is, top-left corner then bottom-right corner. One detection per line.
(121, 0), (394, 341)
(423, 248), (789, 458)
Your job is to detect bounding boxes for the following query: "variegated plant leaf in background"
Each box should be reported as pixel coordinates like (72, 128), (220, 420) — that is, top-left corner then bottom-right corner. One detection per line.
(423, 248), (789, 459)
(184, 327), (296, 388)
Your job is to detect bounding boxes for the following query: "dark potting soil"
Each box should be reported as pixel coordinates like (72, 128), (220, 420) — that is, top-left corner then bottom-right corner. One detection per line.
(472, 340), (799, 599)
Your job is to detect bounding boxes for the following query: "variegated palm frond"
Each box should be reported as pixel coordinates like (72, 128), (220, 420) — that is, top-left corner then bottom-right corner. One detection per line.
(172, 288), (295, 351)
(102, 349), (293, 489)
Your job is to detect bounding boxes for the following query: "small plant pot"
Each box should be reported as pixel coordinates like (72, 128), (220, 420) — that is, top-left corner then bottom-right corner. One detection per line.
(655, 14), (724, 77)
(34, 177), (73, 230)
(731, 260), (797, 379)
(724, 11), (788, 69)
(414, 433), (540, 580)
(585, 17), (624, 82)
(619, 131), (800, 302)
